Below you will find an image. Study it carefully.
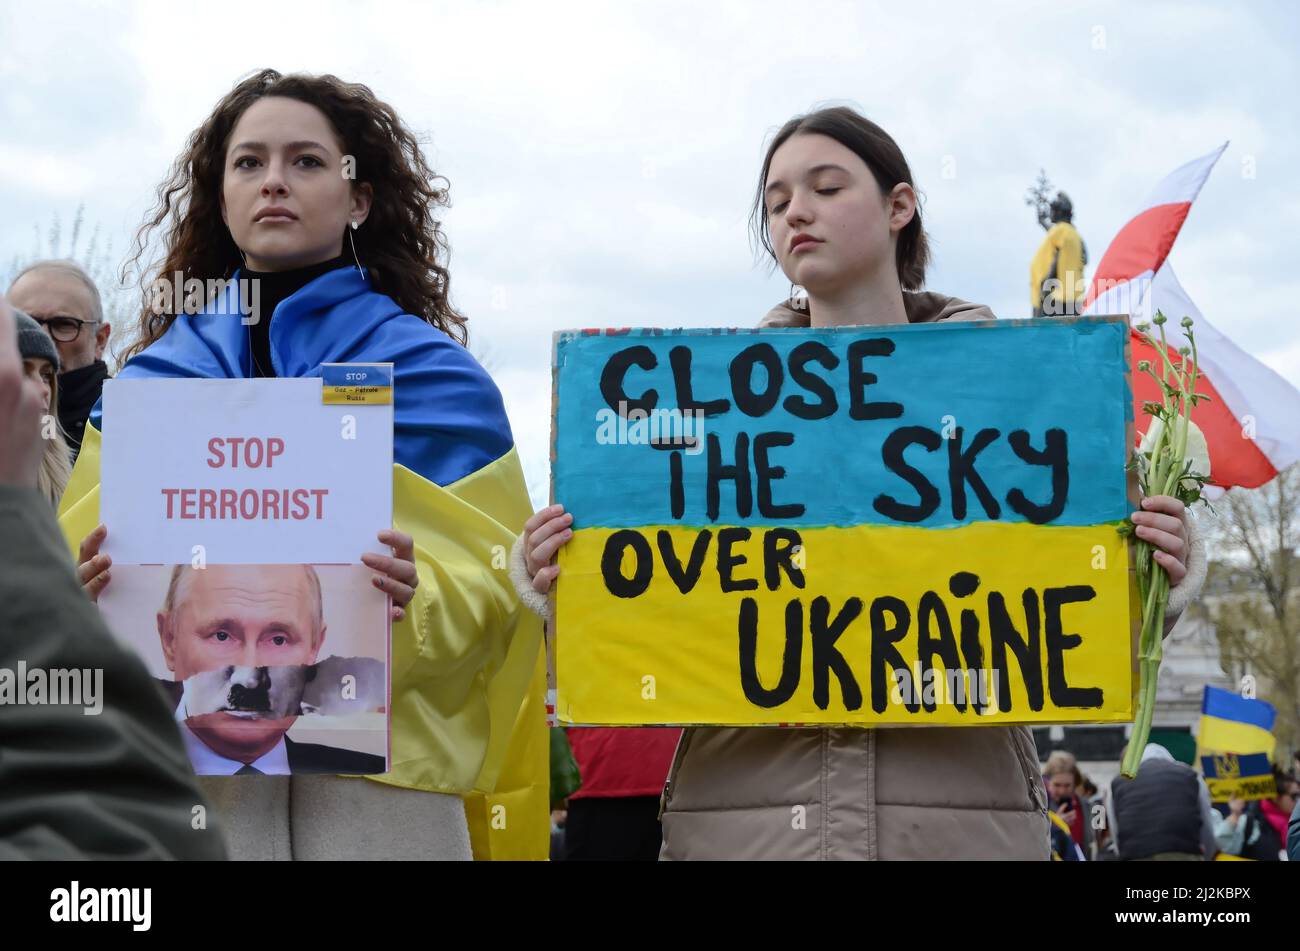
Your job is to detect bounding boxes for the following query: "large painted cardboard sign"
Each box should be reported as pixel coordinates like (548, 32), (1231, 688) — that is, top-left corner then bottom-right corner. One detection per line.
(551, 317), (1139, 727)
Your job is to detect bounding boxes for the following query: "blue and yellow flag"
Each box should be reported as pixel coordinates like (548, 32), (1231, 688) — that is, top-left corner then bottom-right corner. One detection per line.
(59, 267), (547, 859)
(1197, 685), (1276, 802)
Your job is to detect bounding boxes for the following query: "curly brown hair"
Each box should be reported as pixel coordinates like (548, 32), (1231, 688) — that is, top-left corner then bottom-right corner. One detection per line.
(122, 68), (466, 362)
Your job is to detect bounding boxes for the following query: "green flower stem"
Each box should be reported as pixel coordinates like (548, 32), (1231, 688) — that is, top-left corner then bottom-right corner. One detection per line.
(1124, 555), (1169, 778)
(1122, 311), (1199, 780)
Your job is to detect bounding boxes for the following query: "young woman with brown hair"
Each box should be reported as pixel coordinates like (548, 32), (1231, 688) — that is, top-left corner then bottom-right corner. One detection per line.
(517, 106), (1206, 860)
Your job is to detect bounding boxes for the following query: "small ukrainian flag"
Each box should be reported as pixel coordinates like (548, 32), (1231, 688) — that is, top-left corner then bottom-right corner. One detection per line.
(1197, 685), (1277, 802)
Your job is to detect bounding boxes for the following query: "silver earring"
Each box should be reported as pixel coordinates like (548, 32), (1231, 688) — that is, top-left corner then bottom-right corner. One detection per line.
(347, 223), (364, 274)
(351, 219), (359, 231)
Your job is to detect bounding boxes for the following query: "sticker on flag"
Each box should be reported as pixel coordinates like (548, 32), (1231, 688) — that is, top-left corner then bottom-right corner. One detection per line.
(321, 362), (393, 405)
(1201, 752), (1275, 802)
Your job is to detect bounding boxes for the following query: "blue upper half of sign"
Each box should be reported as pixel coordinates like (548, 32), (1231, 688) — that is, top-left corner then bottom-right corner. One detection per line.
(553, 317), (1133, 529)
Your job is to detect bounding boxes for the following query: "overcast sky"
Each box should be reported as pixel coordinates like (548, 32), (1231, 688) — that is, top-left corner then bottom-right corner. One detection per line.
(3, 0), (1296, 505)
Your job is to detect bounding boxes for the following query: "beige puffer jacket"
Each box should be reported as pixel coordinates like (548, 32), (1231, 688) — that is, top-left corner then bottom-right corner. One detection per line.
(655, 291), (1207, 861)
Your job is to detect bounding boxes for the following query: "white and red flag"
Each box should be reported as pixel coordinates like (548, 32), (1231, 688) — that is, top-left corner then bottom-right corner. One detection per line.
(1082, 143), (1300, 489)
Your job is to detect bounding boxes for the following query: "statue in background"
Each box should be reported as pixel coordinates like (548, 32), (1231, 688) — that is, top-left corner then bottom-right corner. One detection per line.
(1027, 170), (1088, 317)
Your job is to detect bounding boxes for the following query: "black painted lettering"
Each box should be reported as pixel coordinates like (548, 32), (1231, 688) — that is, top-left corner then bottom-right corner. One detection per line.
(870, 596), (916, 713)
(949, 573), (987, 714)
(599, 345), (658, 415)
(847, 338), (903, 420)
(988, 588), (1044, 713)
(738, 598), (803, 708)
(706, 432), (753, 520)
(763, 528), (806, 590)
(669, 345), (730, 416)
(657, 529), (711, 594)
(783, 341), (839, 420)
(669, 450), (685, 519)
(600, 530), (653, 598)
(753, 431), (804, 519)
(717, 527), (759, 593)
(1006, 429), (1069, 523)
(948, 426), (1002, 520)
(917, 591), (964, 713)
(874, 426), (942, 522)
(730, 343), (784, 417)
(811, 596), (864, 711)
(1043, 585), (1103, 708)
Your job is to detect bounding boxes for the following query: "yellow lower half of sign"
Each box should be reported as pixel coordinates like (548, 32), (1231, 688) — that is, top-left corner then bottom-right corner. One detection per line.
(555, 521), (1137, 726)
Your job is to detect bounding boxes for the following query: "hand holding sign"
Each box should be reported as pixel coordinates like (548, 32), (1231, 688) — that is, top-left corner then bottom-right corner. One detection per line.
(77, 524), (112, 603)
(1131, 495), (1189, 587)
(362, 529), (418, 622)
(523, 503), (572, 595)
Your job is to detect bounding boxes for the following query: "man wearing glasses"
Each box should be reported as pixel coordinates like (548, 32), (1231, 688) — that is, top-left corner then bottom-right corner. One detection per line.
(7, 260), (112, 460)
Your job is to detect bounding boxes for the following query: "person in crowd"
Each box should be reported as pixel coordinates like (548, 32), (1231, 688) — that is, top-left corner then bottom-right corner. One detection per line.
(1040, 748), (1076, 791)
(1049, 809), (1085, 861)
(514, 106), (1207, 860)
(13, 307), (72, 508)
(0, 297), (227, 859)
(560, 726), (681, 861)
(8, 259), (112, 460)
(1215, 772), (1295, 861)
(61, 69), (545, 860)
(1043, 750), (1095, 859)
(1214, 797), (1259, 858)
(1109, 742), (1218, 860)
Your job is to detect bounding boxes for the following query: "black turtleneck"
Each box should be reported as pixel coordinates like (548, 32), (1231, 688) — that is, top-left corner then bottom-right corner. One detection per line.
(59, 358), (111, 460)
(243, 255), (352, 377)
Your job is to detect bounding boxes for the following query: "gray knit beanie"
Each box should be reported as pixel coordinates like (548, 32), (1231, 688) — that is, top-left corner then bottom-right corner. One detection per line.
(13, 307), (61, 373)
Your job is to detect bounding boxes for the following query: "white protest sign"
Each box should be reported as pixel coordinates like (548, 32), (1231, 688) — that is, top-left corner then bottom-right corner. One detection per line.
(101, 377), (393, 565)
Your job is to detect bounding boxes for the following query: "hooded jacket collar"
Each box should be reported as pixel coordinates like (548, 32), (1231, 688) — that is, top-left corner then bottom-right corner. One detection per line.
(758, 290), (997, 328)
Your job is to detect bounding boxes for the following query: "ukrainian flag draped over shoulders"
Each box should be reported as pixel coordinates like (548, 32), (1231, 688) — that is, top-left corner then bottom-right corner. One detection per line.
(58, 267), (548, 859)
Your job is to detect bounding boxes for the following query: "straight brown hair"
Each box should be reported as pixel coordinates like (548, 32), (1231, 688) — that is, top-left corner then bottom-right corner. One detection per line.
(751, 106), (931, 291)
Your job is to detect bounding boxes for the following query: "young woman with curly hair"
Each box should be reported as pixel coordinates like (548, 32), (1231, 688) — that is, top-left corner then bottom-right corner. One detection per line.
(59, 70), (545, 860)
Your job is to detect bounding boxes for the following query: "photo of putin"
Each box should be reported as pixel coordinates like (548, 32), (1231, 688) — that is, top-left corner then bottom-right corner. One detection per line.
(155, 563), (386, 775)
